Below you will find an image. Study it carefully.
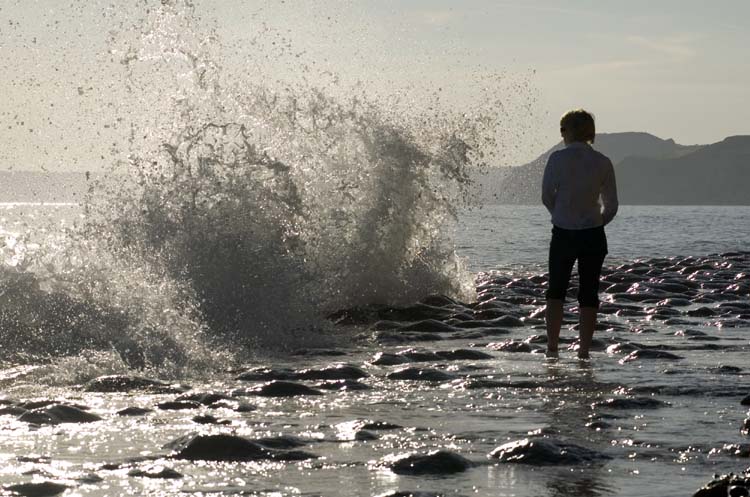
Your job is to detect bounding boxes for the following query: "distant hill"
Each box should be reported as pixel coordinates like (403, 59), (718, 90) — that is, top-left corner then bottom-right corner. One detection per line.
(616, 135), (750, 205)
(478, 132), (749, 205)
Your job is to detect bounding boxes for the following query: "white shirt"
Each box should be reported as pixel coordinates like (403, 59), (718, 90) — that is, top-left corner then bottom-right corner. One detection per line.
(541, 142), (618, 230)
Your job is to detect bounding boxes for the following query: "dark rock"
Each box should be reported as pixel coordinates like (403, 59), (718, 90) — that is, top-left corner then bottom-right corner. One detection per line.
(361, 420), (402, 430)
(487, 340), (536, 353)
(84, 375), (186, 394)
(289, 348), (348, 357)
(709, 444), (750, 458)
(157, 401), (202, 411)
(254, 435), (309, 450)
(116, 407), (153, 416)
(192, 415), (231, 425)
(4, 482), (69, 496)
(693, 470), (750, 497)
(709, 365), (743, 374)
(370, 352), (411, 366)
(688, 307), (718, 317)
(175, 392), (232, 405)
(354, 430), (378, 441)
(386, 367), (455, 382)
(19, 404), (102, 425)
(295, 364), (369, 381)
(488, 438), (610, 465)
(388, 450), (474, 475)
(436, 349), (494, 361)
(235, 367), (296, 381)
(0, 406), (28, 416)
(620, 349), (684, 363)
(585, 420), (611, 430)
(314, 379), (371, 391)
(606, 343), (640, 354)
(592, 397), (668, 410)
(128, 466), (183, 479)
(240, 381), (324, 397)
(398, 319), (457, 333)
(741, 394), (750, 406)
(168, 434), (317, 461)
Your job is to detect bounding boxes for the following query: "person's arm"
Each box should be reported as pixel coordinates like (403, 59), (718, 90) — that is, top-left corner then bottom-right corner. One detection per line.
(541, 154), (557, 213)
(601, 159), (618, 225)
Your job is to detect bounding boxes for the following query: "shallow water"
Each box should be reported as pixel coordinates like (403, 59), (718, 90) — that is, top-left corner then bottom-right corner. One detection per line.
(1, 205), (748, 496)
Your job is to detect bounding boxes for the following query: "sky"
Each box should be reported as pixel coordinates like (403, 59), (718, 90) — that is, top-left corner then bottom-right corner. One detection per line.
(1, 0), (749, 171)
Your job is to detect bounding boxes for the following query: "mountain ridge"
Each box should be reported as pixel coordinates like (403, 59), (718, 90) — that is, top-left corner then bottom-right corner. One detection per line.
(478, 132), (749, 205)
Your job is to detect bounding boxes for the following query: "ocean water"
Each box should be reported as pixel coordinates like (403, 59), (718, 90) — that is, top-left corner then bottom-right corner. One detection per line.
(455, 204), (750, 271)
(1, 202), (748, 497)
(1, 2), (748, 496)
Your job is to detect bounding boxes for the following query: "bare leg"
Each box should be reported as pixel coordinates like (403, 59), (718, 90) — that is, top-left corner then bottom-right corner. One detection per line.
(545, 299), (564, 358)
(577, 306), (598, 359)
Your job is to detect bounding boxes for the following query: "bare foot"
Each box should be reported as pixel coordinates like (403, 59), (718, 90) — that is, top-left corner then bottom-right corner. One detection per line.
(545, 348), (559, 359)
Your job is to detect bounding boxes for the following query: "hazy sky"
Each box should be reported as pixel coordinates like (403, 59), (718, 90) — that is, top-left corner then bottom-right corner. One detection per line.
(1, 0), (748, 171)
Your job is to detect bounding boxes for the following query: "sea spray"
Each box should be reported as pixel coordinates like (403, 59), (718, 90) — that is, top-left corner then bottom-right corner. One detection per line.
(1, 0), (525, 378)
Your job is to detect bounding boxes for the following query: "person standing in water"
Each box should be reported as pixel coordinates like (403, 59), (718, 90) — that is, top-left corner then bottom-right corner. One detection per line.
(541, 109), (618, 359)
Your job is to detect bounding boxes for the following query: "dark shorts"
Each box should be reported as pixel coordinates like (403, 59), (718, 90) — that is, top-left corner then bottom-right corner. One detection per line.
(546, 225), (608, 307)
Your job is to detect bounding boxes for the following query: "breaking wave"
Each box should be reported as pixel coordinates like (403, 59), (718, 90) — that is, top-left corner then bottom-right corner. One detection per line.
(0, 0), (527, 380)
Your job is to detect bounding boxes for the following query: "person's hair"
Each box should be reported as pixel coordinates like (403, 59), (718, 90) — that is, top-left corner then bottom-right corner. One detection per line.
(560, 109), (596, 144)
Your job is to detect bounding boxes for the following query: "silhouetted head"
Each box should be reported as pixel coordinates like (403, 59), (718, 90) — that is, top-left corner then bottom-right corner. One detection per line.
(560, 109), (595, 145)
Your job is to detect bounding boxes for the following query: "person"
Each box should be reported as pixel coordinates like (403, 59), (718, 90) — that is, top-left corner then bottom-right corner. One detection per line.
(541, 109), (618, 359)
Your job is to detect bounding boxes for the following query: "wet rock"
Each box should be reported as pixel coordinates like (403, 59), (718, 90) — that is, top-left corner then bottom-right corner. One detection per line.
(620, 349), (684, 363)
(239, 381), (324, 397)
(387, 367), (455, 382)
(289, 348), (348, 357)
(370, 352), (410, 366)
(693, 469), (750, 497)
(361, 420), (402, 430)
(585, 420), (611, 430)
(488, 438), (610, 465)
(296, 364), (369, 381)
(709, 444), (750, 458)
(255, 435), (309, 450)
(19, 404), (102, 425)
(487, 340), (537, 353)
(709, 365), (743, 374)
(354, 430), (378, 441)
(688, 307), (718, 317)
(454, 378), (544, 390)
(387, 450), (474, 475)
(116, 407), (153, 416)
(741, 394), (750, 406)
(84, 375), (187, 394)
(128, 465), (183, 479)
(675, 329), (709, 337)
(421, 294), (463, 307)
(397, 319), (457, 333)
(606, 343), (640, 354)
(375, 331), (444, 343)
(192, 414), (231, 425)
(630, 327), (659, 334)
(372, 348), (492, 365)
(436, 349), (494, 361)
(0, 406), (28, 416)
(4, 482), (69, 496)
(314, 379), (371, 391)
(235, 367), (297, 381)
(175, 392), (232, 406)
(380, 303), (459, 322)
(157, 401), (202, 411)
(168, 434), (317, 461)
(592, 397), (668, 410)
